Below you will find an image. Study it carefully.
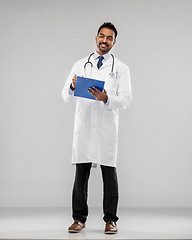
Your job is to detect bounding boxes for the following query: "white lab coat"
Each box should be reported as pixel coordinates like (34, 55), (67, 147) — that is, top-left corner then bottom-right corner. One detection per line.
(61, 54), (132, 167)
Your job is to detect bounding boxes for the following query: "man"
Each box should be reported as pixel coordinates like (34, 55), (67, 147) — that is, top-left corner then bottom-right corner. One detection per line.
(61, 22), (132, 234)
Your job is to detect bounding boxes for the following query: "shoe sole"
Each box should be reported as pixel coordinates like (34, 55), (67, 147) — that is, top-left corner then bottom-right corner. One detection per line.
(68, 226), (85, 233)
(105, 231), (118, 234)
(68, 229), (82, 233)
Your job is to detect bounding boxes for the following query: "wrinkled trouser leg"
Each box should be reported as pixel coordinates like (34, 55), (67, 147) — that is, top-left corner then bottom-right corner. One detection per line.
(100, 165), (119, 223)
(72, 163), (92, 223)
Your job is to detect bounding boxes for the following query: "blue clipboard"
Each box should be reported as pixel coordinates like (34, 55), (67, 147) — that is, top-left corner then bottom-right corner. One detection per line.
(74, 76), (105, 100)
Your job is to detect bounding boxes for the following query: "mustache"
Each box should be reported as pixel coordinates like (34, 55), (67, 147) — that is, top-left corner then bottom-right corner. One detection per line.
(100, 42), (109, 47)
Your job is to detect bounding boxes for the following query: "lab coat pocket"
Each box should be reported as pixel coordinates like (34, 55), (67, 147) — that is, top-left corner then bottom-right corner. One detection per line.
(100, 109), (118, 137)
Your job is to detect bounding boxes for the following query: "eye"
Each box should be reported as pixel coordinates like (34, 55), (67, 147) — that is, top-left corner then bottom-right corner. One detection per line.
(108, 37), (113, 41)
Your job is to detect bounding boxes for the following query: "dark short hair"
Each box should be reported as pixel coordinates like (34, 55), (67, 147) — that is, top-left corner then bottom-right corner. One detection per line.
(97, 22), (118, 39)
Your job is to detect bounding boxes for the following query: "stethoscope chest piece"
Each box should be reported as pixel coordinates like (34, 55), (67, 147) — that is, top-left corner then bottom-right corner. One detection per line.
(109, 72), (115, 77)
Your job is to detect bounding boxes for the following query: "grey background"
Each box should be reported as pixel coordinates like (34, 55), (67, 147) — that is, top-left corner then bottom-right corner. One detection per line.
(0, 0), (192, 208)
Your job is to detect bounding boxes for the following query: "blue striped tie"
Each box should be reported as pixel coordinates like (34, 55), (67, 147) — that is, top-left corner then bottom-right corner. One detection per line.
(97, 56), (104, 69)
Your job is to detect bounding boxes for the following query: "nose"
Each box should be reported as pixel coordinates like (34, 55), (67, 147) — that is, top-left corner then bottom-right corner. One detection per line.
(103, 36), (108, 43)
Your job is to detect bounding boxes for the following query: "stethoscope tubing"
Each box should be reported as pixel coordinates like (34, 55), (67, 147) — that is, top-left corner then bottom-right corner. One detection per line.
(84, 53), (115, 77)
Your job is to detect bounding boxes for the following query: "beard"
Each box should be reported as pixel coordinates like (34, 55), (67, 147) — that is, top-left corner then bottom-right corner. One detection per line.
(97, 42), (111, 53)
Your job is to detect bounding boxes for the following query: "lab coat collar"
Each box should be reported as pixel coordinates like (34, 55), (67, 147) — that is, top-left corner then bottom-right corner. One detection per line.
(93, 51), (111, 61)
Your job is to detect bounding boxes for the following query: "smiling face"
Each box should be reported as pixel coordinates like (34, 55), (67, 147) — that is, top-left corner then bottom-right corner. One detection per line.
(95, 27), (116, 55)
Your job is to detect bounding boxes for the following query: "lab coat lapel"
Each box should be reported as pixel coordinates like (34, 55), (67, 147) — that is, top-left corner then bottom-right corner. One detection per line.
(100, 56), (113, 70)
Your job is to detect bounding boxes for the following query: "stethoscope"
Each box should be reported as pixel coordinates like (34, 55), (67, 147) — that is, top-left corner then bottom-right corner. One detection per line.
(84, 53), (115, 78)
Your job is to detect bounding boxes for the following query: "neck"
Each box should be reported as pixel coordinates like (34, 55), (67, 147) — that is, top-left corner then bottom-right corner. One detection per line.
(96, 50), (109, 56)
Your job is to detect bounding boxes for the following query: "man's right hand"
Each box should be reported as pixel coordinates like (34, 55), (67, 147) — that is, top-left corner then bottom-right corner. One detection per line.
(70, 75), (77, 90)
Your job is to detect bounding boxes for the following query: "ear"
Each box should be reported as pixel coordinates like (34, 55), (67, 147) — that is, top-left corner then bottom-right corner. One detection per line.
(95, 35), (98, 42)
(113, 39), (116, 46)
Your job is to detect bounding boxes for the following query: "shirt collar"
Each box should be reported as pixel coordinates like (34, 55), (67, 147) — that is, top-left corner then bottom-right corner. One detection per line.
(94, 51), (111, 61)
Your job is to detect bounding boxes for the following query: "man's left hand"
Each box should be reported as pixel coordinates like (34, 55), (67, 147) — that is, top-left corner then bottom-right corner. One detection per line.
(88, 87), (108, 103)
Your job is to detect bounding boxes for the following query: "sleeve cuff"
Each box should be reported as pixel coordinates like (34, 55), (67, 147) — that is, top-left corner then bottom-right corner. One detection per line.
(104, 97), (109, 105)
(68, 87), (74, 96)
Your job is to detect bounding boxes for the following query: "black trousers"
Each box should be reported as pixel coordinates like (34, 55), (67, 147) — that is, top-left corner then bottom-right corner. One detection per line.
(72, 163), (119, 223)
